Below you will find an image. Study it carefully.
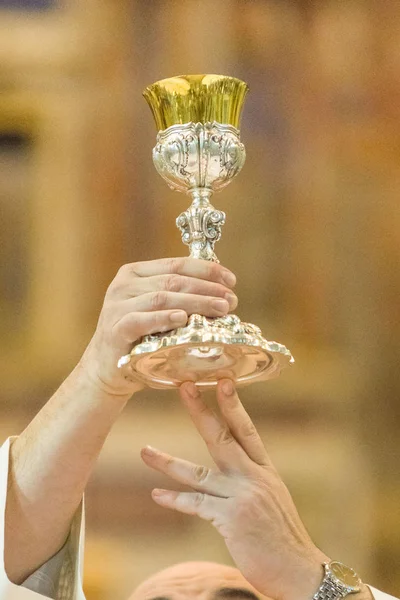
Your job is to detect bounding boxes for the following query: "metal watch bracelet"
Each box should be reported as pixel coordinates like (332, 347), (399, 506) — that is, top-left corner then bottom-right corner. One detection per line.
(313, 562), (362, 600)
(313, 575), (352, 600)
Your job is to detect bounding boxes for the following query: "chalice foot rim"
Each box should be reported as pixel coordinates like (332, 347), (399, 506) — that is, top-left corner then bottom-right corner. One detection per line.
(118, 313), (294, 390)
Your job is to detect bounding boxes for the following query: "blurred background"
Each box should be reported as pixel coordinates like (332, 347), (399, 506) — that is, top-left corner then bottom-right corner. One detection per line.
(1, 0), (400, 597)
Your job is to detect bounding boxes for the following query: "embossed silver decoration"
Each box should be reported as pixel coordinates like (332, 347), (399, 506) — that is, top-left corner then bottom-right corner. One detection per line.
(176, 202), (225, 262)
(118, 75), (293, 389)
(118, 314), (293, 389)
(153, 121), (245, 261)
(153, 121), (245, 194)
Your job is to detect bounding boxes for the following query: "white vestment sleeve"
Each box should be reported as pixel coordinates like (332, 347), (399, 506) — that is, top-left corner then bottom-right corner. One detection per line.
(22, 545), (67, 598)
(369, 586), (400, 600)
(0, 438), (86, 600)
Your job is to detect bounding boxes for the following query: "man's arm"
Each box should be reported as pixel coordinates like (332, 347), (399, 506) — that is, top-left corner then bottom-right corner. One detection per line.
(141, 381), (383, 600)
(4, 257), (237, 585)
(4, 366), (130, 585)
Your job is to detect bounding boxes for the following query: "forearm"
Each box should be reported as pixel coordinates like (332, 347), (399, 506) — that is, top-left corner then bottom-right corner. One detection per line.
(4, 362), (131, 584)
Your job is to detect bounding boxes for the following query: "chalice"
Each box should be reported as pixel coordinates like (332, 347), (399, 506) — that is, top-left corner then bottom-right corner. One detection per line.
(118, 74), (293, 389)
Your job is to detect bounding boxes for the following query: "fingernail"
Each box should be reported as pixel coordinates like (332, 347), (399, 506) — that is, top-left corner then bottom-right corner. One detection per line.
(152, 488), (167, 496)
(170, 310), (187, 324)
(221, 380), (234, 396)
(212, 299), (229, 313)
(152, 489), (170, 502)
(184, 382), (200, 399)
(225, 292), (238, 310)
(143, 445), (159, 457)
(222, 270), (236, 288)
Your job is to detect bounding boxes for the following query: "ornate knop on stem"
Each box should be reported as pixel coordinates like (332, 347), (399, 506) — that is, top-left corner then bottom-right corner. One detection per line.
(176, 189), (225, 262)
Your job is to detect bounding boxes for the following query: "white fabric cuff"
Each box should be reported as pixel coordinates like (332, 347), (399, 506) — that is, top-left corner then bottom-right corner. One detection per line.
(22, 545), (67, 599)
(369, 586), (400, 600)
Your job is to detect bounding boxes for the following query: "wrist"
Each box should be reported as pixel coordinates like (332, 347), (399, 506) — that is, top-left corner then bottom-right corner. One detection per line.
(72, 361), (135, 406)
(78, 341), (143, 400)
(278, 551), (331, 600)
(281, 559), (372, 600)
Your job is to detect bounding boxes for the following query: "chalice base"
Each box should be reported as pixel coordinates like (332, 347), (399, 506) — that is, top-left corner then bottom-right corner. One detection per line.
(118, 314), (293, 390)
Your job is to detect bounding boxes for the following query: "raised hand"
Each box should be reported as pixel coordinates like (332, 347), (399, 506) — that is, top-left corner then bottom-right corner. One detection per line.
(80, 258), (237, 397)
(141, 380), (329, 600)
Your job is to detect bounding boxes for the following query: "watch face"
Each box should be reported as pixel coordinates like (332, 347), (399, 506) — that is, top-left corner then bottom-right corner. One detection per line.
(330, 562), (361, 587)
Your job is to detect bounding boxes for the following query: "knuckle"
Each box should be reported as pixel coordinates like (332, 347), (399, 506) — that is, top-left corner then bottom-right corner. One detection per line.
(129, 261), (142, 276)
(168, 257), (185, 274)
(164, 274), (182, 293)
(150, 291), (168, 310)
(110, 263), (139, 294)
(105, 281), (116, 298)
(215, 427), (234, 446)
(193, 465), (210, 484)
(116, 263), (129, 277)
(164, 455), (174, 469)
(107, 274), (125, 298)
(119, 263), (136, 277)
(194, 492), (205, 507)
(240, 421), (258, 440)
(206, 261), (220, 281)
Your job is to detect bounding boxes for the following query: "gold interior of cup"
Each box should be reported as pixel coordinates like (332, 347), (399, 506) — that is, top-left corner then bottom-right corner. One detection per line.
(143, 74), (249, 131)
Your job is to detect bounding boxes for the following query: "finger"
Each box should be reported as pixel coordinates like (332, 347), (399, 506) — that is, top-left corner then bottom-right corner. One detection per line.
(216, 380), (271, 468)
(179, 383), (253, 473)
(126, 275), (238, 311)
(118, 291), (230, 318)
(124, 258), (236, 288)
(151, 488), (227, 522)
(113, 309), (188, 344)
(141, 446), (238, 497)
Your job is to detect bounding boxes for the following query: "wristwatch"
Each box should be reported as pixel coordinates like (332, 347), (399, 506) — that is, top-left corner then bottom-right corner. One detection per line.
(313, 561), (363, 599)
